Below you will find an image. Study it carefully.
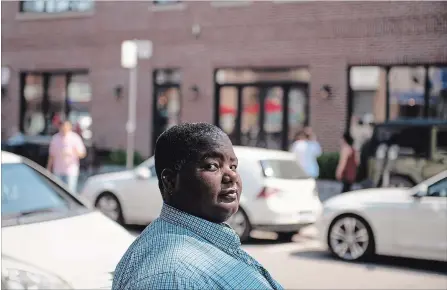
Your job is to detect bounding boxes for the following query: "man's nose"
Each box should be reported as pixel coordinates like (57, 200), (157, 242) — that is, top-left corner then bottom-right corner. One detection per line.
(222, 167), (238, 184)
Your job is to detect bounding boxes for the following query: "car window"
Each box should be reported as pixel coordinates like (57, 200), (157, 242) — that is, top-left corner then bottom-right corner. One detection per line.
(260, 159), (308, 179)
(372, 126), (430, 157)
(427, 177), (447, 197)
(1, 163), (83, 216)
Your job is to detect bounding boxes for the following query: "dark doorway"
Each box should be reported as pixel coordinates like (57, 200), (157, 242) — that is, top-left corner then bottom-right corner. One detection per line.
(151, 69), (182, 153)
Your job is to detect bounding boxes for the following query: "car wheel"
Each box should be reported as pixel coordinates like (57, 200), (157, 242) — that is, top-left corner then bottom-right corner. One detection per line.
(276, 231), (299, 242)
(328, 215), (375, 261)
(389, 176), (414, 188)
(227, 208), (251, 242)
(95, 192), (124, 224)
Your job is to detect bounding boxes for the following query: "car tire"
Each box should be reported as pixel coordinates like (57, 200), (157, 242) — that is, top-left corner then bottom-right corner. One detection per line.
(227, 207), (251, 243)
(95, 192), (124, 224)
(389, 175), (415, 188)
(276, 231), (299, 242)
(327, 214), (375, 262)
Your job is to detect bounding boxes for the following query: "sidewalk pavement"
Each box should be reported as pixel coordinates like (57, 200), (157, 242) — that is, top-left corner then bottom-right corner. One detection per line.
(77, 164), (360, 202)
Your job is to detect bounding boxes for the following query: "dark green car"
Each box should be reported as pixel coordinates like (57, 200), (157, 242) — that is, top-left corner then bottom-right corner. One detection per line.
(359, 119), (447, 187)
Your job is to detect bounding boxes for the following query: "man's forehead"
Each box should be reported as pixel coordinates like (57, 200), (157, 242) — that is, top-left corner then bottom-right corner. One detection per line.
(192, 135), (235, 158)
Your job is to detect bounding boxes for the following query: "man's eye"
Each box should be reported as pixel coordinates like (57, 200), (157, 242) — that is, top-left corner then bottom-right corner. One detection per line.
(230, 165), (238, 171)
(206, 164), (219, 171)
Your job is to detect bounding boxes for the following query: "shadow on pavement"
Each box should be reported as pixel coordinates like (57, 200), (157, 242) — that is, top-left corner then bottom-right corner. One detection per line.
(243, 237), (291, 245)
(291, 250), (447, 275)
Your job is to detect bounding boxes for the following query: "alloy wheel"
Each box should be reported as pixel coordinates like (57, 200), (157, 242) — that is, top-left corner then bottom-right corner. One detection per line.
(228, 210), (249, 239)
(329, 216), (370, 261)
(96, 194), (122, 222)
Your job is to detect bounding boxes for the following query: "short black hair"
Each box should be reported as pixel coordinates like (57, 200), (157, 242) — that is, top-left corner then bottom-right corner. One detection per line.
(154, 122), (227, 193)
(343, 131), (354, 146)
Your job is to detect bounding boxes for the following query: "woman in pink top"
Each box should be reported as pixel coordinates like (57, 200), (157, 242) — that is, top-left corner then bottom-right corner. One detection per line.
(47, 121), (86, 193)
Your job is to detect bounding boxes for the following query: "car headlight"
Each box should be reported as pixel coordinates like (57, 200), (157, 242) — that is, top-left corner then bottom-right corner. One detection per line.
(1, 256), (72, 290)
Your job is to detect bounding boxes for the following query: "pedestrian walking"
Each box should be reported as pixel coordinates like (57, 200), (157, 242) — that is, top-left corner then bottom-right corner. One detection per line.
(47, 120), (86, 193)
(290, 127), (322, 178)
(112, 122), (283, 290)
(336, 132), (358, 193)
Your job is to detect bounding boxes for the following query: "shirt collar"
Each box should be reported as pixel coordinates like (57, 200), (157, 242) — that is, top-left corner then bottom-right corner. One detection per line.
(159, 203), (241, 251)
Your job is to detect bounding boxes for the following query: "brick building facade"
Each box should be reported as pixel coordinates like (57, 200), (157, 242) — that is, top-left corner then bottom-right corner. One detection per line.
(2, 1), (447, 157)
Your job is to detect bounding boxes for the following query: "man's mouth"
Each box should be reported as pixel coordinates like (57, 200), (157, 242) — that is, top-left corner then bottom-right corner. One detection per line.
(219, 188), (238, 203)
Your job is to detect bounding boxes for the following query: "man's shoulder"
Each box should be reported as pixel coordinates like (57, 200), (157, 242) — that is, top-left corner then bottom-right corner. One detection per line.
(115, 219), (211, 271)
(114, 271), (209, 290)
(113, 219), (214, 289)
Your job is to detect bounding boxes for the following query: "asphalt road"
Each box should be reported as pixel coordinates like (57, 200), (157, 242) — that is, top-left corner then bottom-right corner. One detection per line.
(126, 226), (447, 290)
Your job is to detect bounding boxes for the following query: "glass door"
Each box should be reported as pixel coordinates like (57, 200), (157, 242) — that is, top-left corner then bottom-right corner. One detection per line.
(216, 83), (308, 151)
(152, 86), (181, 150)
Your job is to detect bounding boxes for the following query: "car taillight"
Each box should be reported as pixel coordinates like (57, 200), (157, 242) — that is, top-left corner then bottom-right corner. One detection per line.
(257, 187), (281, 199)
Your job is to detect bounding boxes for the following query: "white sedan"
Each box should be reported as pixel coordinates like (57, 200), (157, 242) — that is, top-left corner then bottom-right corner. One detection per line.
(82, 146), (322, 242)
(317, 170), (447, 262)
(1, 151), (135, 289)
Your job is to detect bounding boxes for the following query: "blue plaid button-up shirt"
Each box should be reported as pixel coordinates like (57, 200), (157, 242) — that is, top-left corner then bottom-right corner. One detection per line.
(112, 203), (283, 290)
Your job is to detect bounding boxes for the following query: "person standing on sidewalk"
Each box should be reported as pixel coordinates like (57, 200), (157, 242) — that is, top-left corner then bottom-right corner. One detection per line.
(336, 132), (358, 193)
(290, 127), (322, 178)
(47, 120), (86, 193)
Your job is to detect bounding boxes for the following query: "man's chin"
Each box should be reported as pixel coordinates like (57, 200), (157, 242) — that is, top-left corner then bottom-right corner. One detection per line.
(213, 202), (239, 223)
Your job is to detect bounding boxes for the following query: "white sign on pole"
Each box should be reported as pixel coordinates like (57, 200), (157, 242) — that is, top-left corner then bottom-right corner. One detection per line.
(121, 41), (138, 69)
(135, 40), (153, 59)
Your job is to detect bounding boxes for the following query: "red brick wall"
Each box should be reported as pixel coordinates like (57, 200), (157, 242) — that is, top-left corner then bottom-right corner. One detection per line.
(2, 1), (447, 156)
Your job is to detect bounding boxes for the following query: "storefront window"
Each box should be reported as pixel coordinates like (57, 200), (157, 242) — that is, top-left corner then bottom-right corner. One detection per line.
(429, 67), (447, 119)
(389, 66), (426, 120)
(288, 87), (307, 144)
(23, 74), (45, 136)
(68, 74), (92, 140)
(20, 0), (94, 13)
(48, 74), (67, 135)
(349, 64), (447, 151)
(218, 87), (238, 137)
(216, 68), (310, 85)
(20, 71), (91, 139)
(153, 69), (181, 150)
(216, 67), (309, 151)
(153, 0), (181, 5)
(349, 66), (385, 151)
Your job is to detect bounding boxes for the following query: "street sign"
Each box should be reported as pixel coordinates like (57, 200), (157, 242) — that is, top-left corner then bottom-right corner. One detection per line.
(121, 40), (138, 69)
(135, 40), (153, 59)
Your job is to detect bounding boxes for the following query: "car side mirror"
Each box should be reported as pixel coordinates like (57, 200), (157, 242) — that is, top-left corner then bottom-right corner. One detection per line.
(412, 185), (427, 199)
(412, 191), (424, 199)
(135, 167), (151, 180)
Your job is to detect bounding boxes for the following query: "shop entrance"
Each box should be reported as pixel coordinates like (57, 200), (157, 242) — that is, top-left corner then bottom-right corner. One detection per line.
(215, 68), (310, 151)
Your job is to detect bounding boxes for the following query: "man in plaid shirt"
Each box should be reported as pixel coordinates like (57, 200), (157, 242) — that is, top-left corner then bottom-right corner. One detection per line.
(113, 123), (283, 290)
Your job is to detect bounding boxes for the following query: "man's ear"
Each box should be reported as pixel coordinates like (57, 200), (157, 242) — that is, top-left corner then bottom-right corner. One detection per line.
(161, 168), (176, 195)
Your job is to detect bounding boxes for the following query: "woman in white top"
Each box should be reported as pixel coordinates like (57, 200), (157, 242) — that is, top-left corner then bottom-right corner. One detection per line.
(290, 127), (322, 178)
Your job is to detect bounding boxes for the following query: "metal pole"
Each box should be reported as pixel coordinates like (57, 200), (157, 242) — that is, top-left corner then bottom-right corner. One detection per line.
(126, 65), (138, 169)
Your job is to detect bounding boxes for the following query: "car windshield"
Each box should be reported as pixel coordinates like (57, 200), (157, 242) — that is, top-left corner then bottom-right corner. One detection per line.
(1, 163), (84, 221)
(372, 125), (430, 157)
(260, 159), (309, 179)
